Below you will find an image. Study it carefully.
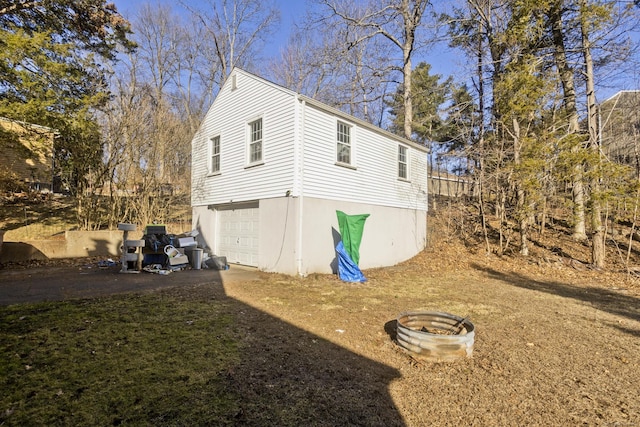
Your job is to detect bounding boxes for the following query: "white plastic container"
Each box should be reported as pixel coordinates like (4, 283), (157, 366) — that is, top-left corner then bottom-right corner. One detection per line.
(164, 245), (180, 258)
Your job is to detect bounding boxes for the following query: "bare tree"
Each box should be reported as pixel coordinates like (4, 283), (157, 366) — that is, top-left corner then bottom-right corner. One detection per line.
(99, 4), (202, 227)
(270, 15), (394, 125)
(135, 3), (181, 101)
(98, 0), (284, 228)
(453, 0), (517, 254)
(268, 26), (333, 97)
(316, 0), (432, 139)
(172, 20), (219, 134)
(184, 0), (280, 90)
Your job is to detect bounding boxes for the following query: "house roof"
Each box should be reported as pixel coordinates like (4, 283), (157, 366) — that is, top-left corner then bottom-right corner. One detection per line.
(600, 90), (640, 107)
(0, 116), (57, 134)
(229, 67), (429, 154)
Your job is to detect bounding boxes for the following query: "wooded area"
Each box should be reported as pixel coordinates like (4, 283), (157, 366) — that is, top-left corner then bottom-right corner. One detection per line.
(1, 0), (640, 269)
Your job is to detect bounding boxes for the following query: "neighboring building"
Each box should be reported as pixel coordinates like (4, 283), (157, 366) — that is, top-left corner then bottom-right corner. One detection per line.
(190, 68), (429, 275)
(0, 117), (55, 191)
(428, 171), (474, 198)
(599, 90), (640, 173)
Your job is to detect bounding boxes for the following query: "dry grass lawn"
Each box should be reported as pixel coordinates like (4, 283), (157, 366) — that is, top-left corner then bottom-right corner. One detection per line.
(2, 209), (640, 425)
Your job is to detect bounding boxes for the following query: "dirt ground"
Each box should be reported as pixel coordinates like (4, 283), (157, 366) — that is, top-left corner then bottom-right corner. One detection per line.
(2, 218), (640, 425)
(215, 244), (640, 426)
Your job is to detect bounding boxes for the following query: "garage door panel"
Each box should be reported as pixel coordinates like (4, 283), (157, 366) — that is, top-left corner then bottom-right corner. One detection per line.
(217, 207), (259, 266)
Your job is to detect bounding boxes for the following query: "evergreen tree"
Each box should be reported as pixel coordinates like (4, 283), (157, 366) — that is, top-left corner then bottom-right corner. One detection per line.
(387, 62), (453, 145)
(0, 0), (133, 194)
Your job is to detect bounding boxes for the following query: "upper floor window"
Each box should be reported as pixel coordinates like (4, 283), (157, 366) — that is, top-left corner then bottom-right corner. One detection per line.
(336, 121), (351, 165)
(248, 118), (262, 164)
(209, 135), (220, 174)
(398, 145), (408, 179)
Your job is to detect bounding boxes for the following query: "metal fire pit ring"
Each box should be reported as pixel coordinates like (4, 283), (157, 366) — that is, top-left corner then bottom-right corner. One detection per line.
(396, 311), (475, 362)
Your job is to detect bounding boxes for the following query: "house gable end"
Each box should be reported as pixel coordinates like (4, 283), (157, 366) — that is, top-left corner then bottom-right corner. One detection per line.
(191, 68), (298, 207)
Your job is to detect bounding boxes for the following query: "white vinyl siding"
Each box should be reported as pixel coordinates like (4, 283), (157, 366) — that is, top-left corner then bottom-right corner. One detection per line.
(191, 68), (428, 212)
(301, 102), (428, 211)
(191, 69), (296, 207)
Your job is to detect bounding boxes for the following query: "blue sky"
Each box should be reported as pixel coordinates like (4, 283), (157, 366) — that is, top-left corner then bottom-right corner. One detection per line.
(112, 0), (461, 85)
(112, 0), (310, 59)
(112, 0), (637, 101)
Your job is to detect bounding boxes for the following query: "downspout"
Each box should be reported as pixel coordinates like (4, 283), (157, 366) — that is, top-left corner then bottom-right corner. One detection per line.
(296, 96), (306, 276)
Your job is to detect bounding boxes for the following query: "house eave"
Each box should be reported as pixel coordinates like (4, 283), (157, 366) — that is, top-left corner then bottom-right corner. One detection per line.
(600, 90), (640, 106)
(0, 116), (59, 135)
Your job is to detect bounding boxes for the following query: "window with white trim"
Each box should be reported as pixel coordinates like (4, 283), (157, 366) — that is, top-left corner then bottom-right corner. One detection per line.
(336, 121), (351, 164)
(398, 145), (408, 179)
(248, 118), (262, 164)
(209, 135), (220, 174)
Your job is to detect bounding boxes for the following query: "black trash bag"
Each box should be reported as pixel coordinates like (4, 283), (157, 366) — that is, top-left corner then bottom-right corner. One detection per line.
(160, 234), (175, 247)
(143, 234), (159, 251)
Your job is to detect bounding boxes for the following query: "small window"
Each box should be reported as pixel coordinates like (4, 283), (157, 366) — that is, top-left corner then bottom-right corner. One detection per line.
(248, 118), (262, 164)
(337, 121), (351, 164)
(398, 145), (408, 179)
(209, 136), (220, 174)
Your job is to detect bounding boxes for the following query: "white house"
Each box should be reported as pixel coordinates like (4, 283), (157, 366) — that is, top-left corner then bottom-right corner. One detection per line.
(191, 68), (428, 275)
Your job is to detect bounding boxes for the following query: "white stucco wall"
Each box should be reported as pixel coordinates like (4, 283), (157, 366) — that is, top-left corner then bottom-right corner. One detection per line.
(257, 197), (299, 274)
(297, 197), (427, 275)
(192, 205), (218, 253)
(193, 195), (427, 275)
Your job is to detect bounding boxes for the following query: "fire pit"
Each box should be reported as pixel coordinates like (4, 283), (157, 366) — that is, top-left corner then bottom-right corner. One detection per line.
(396, 311), (475, 362)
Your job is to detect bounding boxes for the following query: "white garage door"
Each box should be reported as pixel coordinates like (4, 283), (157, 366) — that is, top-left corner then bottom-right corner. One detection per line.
(217, 206), (259, 266)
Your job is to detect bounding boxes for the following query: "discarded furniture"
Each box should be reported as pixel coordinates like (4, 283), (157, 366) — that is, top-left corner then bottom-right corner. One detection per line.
(118, 223), (144, 273)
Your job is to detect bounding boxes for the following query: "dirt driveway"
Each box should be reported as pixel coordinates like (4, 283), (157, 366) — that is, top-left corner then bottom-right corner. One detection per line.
(0, 261), (257, 305)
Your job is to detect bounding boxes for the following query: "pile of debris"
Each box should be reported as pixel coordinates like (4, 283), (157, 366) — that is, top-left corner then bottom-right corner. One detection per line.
(118, 223), (227, 274)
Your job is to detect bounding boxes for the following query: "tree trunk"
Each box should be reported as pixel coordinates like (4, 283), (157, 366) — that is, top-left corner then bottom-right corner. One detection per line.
(401, 0), (417, 140)
(476, 18), (490, 253)
(513, 117), (529, 256)
(580, 0), (605, 267)
(403, 49), (413, 139)
(548, 1), (587, 240)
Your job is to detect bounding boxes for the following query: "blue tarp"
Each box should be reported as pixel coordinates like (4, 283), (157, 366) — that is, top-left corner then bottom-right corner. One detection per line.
(336, 241), (367, 282)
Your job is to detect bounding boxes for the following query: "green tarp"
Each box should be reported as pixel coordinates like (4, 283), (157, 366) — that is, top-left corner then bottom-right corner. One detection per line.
(336, 210), (369, 265)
